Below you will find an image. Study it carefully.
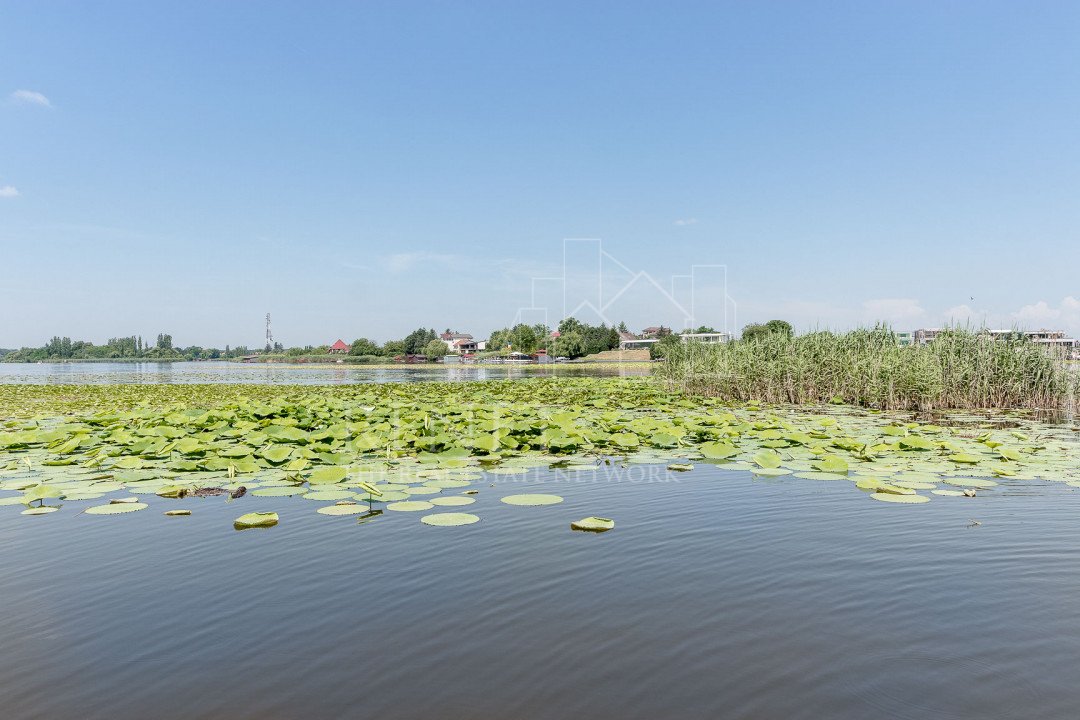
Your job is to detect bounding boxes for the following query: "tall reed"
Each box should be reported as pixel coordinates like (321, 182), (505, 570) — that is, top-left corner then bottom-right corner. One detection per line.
(657, 327), (1077, 410)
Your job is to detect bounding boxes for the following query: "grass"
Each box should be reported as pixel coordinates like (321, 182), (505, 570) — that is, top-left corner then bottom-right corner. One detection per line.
(656, 327), (1077, 411)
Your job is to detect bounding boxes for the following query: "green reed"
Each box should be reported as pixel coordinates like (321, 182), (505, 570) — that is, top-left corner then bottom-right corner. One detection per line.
(657, 327), (1077, 411)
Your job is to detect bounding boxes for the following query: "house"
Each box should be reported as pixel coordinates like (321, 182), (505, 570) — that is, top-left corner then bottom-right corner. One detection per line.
(641, 326), (669, 339)
(619, 331), (730, 350)
(451, 337), (478, 353)
(328, 339), (350, 354)
(440, 331), (474, 352)
(913, 328), (1078, 352)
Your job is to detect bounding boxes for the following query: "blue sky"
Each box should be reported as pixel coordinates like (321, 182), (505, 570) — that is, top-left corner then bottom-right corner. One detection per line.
(2, 0), (1078, 348)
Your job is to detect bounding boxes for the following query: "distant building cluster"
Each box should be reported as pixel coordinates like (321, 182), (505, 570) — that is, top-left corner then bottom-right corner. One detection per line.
(908, 328), (1077, 351)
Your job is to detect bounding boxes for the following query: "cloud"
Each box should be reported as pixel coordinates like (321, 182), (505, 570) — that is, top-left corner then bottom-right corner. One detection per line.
(861, 298), (926, 325)
(380, 251), (459, 273)
(0, 186), (19, 198)
(9, 90), (51, 107)
(1011, 297), (1080, 331)
(673, 218), (698, 226)
(942, 304), (977, 323)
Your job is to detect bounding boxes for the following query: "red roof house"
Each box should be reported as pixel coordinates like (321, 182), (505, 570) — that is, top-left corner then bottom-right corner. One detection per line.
(328, 339), (350, 354)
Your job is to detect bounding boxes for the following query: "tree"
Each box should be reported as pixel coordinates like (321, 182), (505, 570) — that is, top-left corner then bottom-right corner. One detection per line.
(764, 320), (794, 339)
(552, 331), (586, 359)
(651, 333), (682, 359)
(382, 339), (406, 357)
(741, 324), (770, 342)
(742, 320), (794, 342)
(403, 328), (437, 355)
(349, 338), (381, 356)
(423, 339), (448, 361)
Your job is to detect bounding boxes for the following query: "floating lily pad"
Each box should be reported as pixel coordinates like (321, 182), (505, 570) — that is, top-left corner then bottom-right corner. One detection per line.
(164, 509), (191, 516)
(931, 489), (965, 496)
(570, 516), (614, 532)
(21, 506), (60, 515)
(751, 467), (793, 477)
(85, 502), (148, 514)
(428, 496), (476, 506)
(500, 493), (564, 506)
(420, 512), (480, 526)
(870, 492), (929, 504)
(316, 504), (369, 516)
(234, 512), (278, 528)
(943, 478), (999, 489)
(386, 501), (435, 512)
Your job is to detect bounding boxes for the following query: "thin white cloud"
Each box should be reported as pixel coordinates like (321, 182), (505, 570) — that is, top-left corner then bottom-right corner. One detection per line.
(1011, 296), (1080, 332)
(942, 304), (977, 324)
(673, 218), (698, 226)
(0, 185), (19, 198)
(862, 298), (926, 325)
(381, 251), (459, 273)
(9, 90), (51, 107)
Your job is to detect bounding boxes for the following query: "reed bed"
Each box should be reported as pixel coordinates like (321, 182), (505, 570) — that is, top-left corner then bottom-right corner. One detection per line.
(657, 327), (1077, 411)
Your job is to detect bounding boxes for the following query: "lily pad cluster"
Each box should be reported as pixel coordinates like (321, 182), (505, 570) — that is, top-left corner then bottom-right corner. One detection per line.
(1, 379), (1079, 521)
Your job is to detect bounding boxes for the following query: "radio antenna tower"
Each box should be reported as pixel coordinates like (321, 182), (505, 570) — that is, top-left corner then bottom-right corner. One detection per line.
(265, 313), (274, 349)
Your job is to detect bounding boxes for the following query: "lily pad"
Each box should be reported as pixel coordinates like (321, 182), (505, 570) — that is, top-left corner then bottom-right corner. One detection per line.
(570, 516), (614, 532)
(85, 502), (148, 514)
(428, 496), (476, 506)
(316, 504), (369, 516)
(21, 506), (60, 515)
(500, 493), (564, 506)
(234, 512), (279, 528)
(386, 501), (435, 512)
(870, 492), (930, 504)
(420, 512), (480, 526)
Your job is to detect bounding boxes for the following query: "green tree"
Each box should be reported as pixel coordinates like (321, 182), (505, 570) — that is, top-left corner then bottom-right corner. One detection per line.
(764, 320), (794, 339)
(349, 338), (382, 356)
(742, 320), (793, 342)
(403, 328), (437, 355)
(650, 333), (682, 359)
(423, 338), (448, 361)
(382, 339), (406, 357)
(552, 330), (586, 358)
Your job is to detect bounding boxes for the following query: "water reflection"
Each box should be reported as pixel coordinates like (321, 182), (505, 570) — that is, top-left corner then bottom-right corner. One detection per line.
(0, 361), (652, 385)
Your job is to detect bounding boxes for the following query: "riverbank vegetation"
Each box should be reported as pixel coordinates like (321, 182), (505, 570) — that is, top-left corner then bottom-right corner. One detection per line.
(2, 378), (1080, 521)
(658, 327), (1077, 411)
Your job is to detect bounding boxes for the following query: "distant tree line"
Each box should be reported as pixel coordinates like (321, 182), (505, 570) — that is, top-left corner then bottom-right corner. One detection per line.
(1, 333), (254, 363)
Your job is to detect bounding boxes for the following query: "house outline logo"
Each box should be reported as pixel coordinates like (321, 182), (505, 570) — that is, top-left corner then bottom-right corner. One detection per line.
(511, 238), (736, 333)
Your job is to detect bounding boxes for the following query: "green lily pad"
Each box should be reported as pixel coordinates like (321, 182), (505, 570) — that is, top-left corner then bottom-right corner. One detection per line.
(234, 512), (279, 528)
(870, 492), (929, 504)
(21, 506), (60, 515)
(316, 504), (369, 516)
(428, 496), (476, 506)
(85, 502), (148, 514)
(386, 501), (435, 512)
(570, 516), (614, 532)
(500, 493), (564, 506)
(420, 512), (480, 526)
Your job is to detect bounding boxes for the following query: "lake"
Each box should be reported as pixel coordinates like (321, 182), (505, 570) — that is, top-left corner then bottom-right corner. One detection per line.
(3, 463), (1079, 719)
(0, 361), (650, 385)
(2, 369), (1080, 720)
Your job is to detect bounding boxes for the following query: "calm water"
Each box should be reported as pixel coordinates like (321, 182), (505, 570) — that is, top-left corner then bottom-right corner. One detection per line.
(0, 361), (650, 385)
(3, 464), (1080, 719)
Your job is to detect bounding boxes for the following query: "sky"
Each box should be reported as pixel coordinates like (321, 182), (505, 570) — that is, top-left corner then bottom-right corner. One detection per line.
(2, 0), (1079, 348)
